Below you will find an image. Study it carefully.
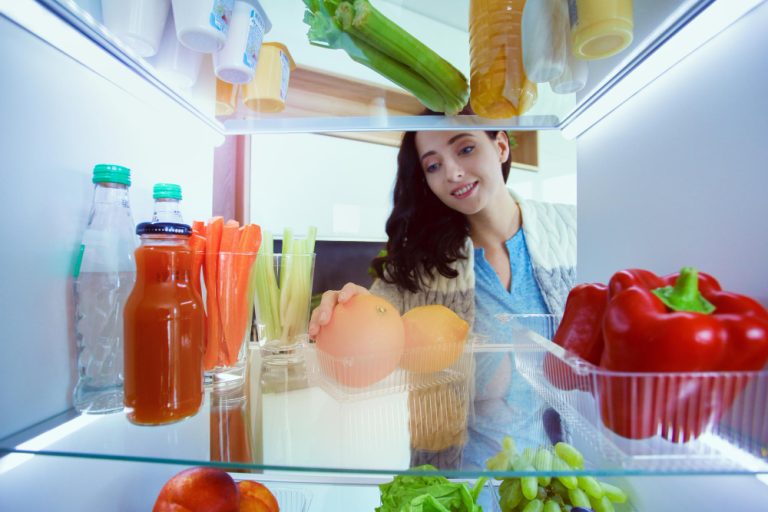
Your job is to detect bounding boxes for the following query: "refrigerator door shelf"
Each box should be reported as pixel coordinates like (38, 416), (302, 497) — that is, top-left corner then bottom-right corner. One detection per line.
(2, 0), (758, 135)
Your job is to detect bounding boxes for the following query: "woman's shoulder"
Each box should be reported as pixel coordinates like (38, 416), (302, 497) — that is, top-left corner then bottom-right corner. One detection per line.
(512, 192), (576, 233)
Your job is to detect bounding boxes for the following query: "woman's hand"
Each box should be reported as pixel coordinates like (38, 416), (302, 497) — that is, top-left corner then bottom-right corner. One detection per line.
(308, 282), (370, 338)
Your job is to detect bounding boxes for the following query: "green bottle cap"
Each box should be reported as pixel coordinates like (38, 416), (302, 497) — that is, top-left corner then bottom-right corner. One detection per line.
(153, 183), (182, 200)
(93, 164), (131, 186)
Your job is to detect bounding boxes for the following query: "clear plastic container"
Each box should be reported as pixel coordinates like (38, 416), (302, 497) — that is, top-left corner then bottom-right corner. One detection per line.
(522, 0), (568, 83)
(469, 0), (537, 118)
(570, 0), (634, 60)
(213, 0), (271, 84)
(73, 164), (137, 414)
(308, 335), (476, 402)
(242, 42), (295, 113)
(550, 9), (589, 96)
(516, 332), (768, 471)
(100, 0), (170, 57)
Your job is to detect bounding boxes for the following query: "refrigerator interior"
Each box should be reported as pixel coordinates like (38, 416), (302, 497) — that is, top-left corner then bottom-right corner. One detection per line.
(1, 0), (767, 510)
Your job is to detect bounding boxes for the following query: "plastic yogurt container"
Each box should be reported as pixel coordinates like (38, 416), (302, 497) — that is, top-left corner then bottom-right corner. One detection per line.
(172, 0), (235, 53)
(242, 42), (295, 113)
(213, 0), (271, 84)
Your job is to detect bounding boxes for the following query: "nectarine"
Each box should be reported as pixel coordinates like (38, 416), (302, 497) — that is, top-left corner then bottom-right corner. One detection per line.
(238, 480), (279, 512)
(152, 467), (239, 512)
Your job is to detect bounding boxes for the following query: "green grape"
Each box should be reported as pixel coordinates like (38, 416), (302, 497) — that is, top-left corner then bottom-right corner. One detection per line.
(551, 455), (578, 490)
(521, 476), (539, 500)
(550, 480), (569, 499)
(487, 450), (511, 471)
(502, 436), (519, 458)
(577, 476), (604, 499)
(599, 481), (628, 504)
(534, 449), (553, 486)
(590, 495), (616, 512)
(521, 498), (544, 512)
(521, 447), (537, 465)
(543, 499), (562, 512)
(499, 479), (524, 511)
(554, 442), (584, 469)
(567, 488), (591, 508)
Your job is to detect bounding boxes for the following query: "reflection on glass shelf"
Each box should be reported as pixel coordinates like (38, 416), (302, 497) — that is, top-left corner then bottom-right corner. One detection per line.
(6, 0), (746, 134)
(2, 338), (766, 478)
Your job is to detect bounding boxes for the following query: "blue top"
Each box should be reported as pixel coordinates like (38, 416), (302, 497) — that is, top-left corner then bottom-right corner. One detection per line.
(464, 229), (551, 470)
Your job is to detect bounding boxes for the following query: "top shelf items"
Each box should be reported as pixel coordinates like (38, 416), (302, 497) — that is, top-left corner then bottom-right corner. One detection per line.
(10, 0), (718, 135)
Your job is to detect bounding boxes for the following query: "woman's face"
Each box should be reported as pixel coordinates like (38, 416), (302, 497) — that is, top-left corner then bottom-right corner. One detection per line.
(415, 130), (510, 216)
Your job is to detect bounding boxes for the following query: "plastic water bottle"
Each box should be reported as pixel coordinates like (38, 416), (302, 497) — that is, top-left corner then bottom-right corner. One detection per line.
(73, 164), (137, 413)
(522, 0), (569, 83)
(151, 183), (184, 223)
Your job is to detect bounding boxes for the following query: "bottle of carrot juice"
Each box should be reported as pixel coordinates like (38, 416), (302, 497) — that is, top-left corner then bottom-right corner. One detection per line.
(123, 222), (205, 425)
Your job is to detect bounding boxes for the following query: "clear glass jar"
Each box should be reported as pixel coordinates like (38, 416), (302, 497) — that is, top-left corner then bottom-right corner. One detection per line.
(123, 222), (205, 425)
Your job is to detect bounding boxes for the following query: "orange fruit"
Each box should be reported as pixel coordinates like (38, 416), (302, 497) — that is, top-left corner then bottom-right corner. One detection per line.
(238, 481), (278, 512)
(400, 305), (469, 373)
(315, 294), (405, 388)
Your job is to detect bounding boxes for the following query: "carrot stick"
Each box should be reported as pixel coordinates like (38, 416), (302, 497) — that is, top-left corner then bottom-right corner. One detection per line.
(218, 220), (241, 366)
(223, 224), (262, 365)
(203, 217), (224, 371)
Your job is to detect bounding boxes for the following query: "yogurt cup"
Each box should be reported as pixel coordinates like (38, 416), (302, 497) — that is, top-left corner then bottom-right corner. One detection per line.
(242, 42), (295, 113)
(213, 0), (271, 84)
(172, 0), (235, 53)
(150, 14), (204, 89)
(101, 0), (170, 57)
(215, 79), (238, 116)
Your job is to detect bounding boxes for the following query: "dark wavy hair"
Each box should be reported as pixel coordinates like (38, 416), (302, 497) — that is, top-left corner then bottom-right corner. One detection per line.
(371, 109), (512, 293)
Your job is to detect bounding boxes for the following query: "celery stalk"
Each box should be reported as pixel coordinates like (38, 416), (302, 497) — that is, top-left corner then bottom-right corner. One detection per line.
(303, 0), (447, 112)
(347, 0), (468, 114)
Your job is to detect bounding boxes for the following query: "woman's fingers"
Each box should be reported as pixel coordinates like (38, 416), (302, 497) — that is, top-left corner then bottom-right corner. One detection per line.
(308, 290), (339, 337)
(308, 283), (370, 337)
(338, 282), (370, 303)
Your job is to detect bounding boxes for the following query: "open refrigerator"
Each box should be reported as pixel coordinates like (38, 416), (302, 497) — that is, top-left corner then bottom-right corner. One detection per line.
(1, 0), (767, 510)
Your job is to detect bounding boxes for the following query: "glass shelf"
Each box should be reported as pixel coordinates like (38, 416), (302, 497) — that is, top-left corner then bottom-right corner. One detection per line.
(8, 0), (717, 134)
(2, 336), (766, 480)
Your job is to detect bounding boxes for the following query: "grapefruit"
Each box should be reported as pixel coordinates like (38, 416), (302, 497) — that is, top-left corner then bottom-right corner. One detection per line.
(400, 305), (469, 373)
(315, 294), (405, 388)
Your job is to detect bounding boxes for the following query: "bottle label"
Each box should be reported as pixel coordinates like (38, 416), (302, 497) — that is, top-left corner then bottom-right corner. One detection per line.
(74, 244), (85, 278)
(568, 0), (579, 28)
(243, 8), (265, 69)
(209, 0), (235, 34)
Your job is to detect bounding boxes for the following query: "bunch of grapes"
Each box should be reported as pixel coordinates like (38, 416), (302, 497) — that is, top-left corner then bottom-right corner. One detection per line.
(486, 437), (629, 512)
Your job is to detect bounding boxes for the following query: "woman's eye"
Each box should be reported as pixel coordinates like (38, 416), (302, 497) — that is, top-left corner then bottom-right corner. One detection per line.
(425, 162), (440, 173)
(459, 145), (475, 155)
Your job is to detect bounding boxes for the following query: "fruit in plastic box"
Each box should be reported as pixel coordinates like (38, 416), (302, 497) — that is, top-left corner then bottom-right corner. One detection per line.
(400, 305), (469, 373)
(315, 294), (405, 387)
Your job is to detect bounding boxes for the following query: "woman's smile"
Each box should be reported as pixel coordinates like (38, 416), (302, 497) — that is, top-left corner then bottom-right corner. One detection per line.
(451, 181), (479, 199)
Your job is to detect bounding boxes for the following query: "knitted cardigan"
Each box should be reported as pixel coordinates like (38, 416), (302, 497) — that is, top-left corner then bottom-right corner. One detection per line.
(369, 190), (577, 326)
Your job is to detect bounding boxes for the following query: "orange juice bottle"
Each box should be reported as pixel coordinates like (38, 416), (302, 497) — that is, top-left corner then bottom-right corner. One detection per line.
(123, 222), (205, 425)
(469, 0), (537, 118)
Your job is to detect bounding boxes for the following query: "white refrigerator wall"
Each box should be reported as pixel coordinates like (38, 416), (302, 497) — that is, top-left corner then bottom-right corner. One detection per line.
(576, 2), (768, 306)
(0, 19), (214, 439)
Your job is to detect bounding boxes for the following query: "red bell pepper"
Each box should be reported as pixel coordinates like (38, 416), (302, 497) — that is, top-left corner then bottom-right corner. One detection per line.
(544, 283), (608, 391)
(599, 267), (768, 441)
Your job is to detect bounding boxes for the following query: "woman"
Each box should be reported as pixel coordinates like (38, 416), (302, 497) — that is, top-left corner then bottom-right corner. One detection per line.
(309, 119), (576, 468)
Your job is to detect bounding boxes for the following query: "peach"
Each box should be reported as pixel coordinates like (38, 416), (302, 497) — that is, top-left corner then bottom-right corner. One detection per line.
(152, 467), (239, 512)
(238, 481), (279, 512)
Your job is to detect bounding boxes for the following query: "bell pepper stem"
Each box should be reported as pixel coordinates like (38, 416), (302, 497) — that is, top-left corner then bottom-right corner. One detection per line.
(652, 267), (716, 314)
